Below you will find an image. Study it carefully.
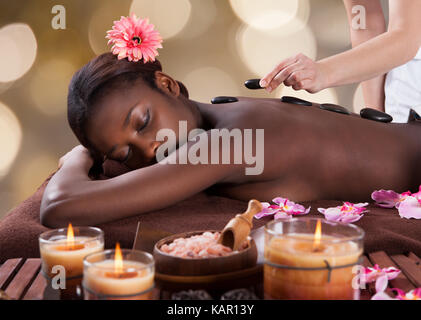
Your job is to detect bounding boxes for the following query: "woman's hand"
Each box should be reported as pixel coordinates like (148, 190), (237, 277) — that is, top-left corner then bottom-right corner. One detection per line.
(58, 144), (94, 173)
(259, 53), (329, 94)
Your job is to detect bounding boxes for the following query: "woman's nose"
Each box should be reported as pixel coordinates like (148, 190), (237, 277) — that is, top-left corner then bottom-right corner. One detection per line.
(146, 141), (161, 160)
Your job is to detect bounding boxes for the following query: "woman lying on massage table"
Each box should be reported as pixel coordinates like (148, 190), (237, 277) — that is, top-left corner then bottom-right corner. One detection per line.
(40, 52), (421, 228)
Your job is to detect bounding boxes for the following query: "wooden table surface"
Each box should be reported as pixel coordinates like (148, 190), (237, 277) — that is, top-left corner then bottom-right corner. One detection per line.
(1, 251), (420, 300)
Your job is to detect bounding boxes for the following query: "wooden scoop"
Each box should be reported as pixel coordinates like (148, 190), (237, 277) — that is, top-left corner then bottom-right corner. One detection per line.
(218, 199), (263, 251)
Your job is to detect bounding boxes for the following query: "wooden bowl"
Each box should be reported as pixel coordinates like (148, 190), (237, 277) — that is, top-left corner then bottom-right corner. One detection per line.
(153, 230), (257, 277)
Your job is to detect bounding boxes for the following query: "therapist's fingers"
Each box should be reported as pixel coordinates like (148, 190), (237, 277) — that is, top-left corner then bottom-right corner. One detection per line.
(267, 62), (305, 92)
(284, 70), (313, 88)
(271, 54), (324, 93)
(292, 79), (313, 91)
(288, 63), (326, 93)
(263, 53), (315, 92)
(260, 55), (299, 88)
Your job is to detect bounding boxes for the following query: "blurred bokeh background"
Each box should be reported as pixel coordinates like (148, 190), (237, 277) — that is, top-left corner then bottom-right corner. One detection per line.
(0, 0), (388, 219)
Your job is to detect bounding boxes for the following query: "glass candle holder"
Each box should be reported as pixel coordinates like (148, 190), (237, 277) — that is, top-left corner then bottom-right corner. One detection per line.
(264, 218), (364, 300)
(39, 226), (104, 299)
(82, 249), (155, 300)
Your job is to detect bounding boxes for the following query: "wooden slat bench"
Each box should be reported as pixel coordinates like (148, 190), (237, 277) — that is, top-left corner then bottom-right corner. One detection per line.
(0, 258), (46, 300)
(1, 251), (420, 300)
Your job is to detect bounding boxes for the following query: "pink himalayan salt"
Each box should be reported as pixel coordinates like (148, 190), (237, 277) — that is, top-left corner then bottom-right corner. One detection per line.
(160, 231), (247, 259)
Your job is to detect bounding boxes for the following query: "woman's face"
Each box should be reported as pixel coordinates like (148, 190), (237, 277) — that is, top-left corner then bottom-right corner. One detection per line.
(86, 76), (197, 170)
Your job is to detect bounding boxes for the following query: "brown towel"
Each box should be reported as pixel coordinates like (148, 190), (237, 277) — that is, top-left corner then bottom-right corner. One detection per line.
(1, 161), (421, 262)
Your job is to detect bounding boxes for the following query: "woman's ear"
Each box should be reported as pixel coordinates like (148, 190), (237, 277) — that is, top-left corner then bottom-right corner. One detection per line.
(154, 71), (180, 97)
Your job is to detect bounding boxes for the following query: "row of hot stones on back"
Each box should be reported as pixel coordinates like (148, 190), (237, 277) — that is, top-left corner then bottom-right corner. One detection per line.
(210, 78), (421, 123)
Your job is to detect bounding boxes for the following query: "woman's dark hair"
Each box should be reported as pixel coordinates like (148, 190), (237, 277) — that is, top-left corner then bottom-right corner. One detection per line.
(67, 52), (189, 176)
(67, 52), (188, 152)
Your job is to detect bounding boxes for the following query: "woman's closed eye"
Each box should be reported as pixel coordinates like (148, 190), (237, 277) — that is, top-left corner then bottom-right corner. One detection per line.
(118, 109), (150, 163)
(137, 109), (150, 132)
(119, 109), (150, 163)
(108, 109), (151, 163)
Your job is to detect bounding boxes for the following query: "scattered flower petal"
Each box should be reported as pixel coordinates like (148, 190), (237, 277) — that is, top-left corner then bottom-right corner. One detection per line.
(371, 189), (401, 208)
(370, 273), (396, 300)
(318, 202), (368, 223)
(372, 186), (421, 220)
(392, 288), (421, 300)
(254, 202), (275, 219)
(364, 264), (401, 283)
(254, 197), (310, 220)
(369, 267), (421, 300)
(273, 211), (293, 220)
(371, 291), (394, 300)
(398, 196), (421, 219)
(375, 273), (389, 293)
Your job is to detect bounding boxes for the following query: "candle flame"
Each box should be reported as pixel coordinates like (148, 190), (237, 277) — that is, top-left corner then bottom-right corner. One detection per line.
(312, 219), (322, 252)
(67, 223), (75, 249)
(114, 242), (123, 274)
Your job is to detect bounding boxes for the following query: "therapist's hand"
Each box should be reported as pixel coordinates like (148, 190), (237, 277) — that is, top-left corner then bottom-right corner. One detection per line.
(260, 53), (329, 94)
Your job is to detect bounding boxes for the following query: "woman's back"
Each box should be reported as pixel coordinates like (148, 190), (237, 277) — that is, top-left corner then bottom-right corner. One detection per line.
(203, 97), (421, 202)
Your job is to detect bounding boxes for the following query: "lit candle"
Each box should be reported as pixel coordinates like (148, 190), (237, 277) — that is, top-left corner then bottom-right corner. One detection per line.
(82, 243), (155, 300)
(264, 218), (364, 300)
(39, 224), (104, 279)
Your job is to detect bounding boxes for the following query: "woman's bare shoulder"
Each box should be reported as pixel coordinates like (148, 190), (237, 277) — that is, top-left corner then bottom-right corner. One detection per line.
(211, 96), (287, 129)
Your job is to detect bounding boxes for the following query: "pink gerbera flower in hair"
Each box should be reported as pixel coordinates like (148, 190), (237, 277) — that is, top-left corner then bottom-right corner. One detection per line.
(106, 14), (163, 63)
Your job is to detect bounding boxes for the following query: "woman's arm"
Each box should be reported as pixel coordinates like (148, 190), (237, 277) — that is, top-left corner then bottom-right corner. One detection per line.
(40, 134), (244, 228)
(343, 0), (386, 111)
(260, 0), (421, 94)
(321, 0), (421, 87)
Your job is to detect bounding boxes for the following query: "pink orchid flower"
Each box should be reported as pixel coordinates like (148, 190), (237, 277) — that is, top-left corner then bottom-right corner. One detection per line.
(372, 273), (421, 300)
(392, 288), (421, 300)
(397, 195), (421, 219)
(371, 189), (402, 208)
(254, 197), (310, 220)
(106, 14), (163, 63)
(363, 264), (401, 283)
(372, 186), (421, 219)
(317, 202), (368, 223)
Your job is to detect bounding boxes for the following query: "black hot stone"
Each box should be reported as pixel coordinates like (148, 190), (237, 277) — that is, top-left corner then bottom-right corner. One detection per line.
(244, 79), (263, 89)
(220, 288), (259, 300)
(171, 290), (212, 300)
(281, 96), (312, 106)
(319, 103), (351, 115)
(211, 96), (239, 104)
(360, 108), (393, 123)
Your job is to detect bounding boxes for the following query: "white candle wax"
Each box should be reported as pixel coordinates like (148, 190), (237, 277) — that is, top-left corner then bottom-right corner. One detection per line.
(83, 260), (154, 298)
(40, 236), (104, 278)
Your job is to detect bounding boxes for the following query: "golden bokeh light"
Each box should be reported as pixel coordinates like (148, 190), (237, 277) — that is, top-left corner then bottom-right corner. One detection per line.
(229, 0), (309, 32)
(13, 153), (58, 205)
(29, 59), (78, 116)
(0, 82), (14, 95)
(278, 86), (339, 105)
(353, 84), (365, 114)
(0, 102), (22, 178)
(130, 0), (191, 39)
(88, 2), (129, 55)
(310, 0), (350, 50)
(0, 23), (37, 83)
(177, 0), (216, 39)
(182, 67), (241, 103)
(236, 23), (317, 78)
